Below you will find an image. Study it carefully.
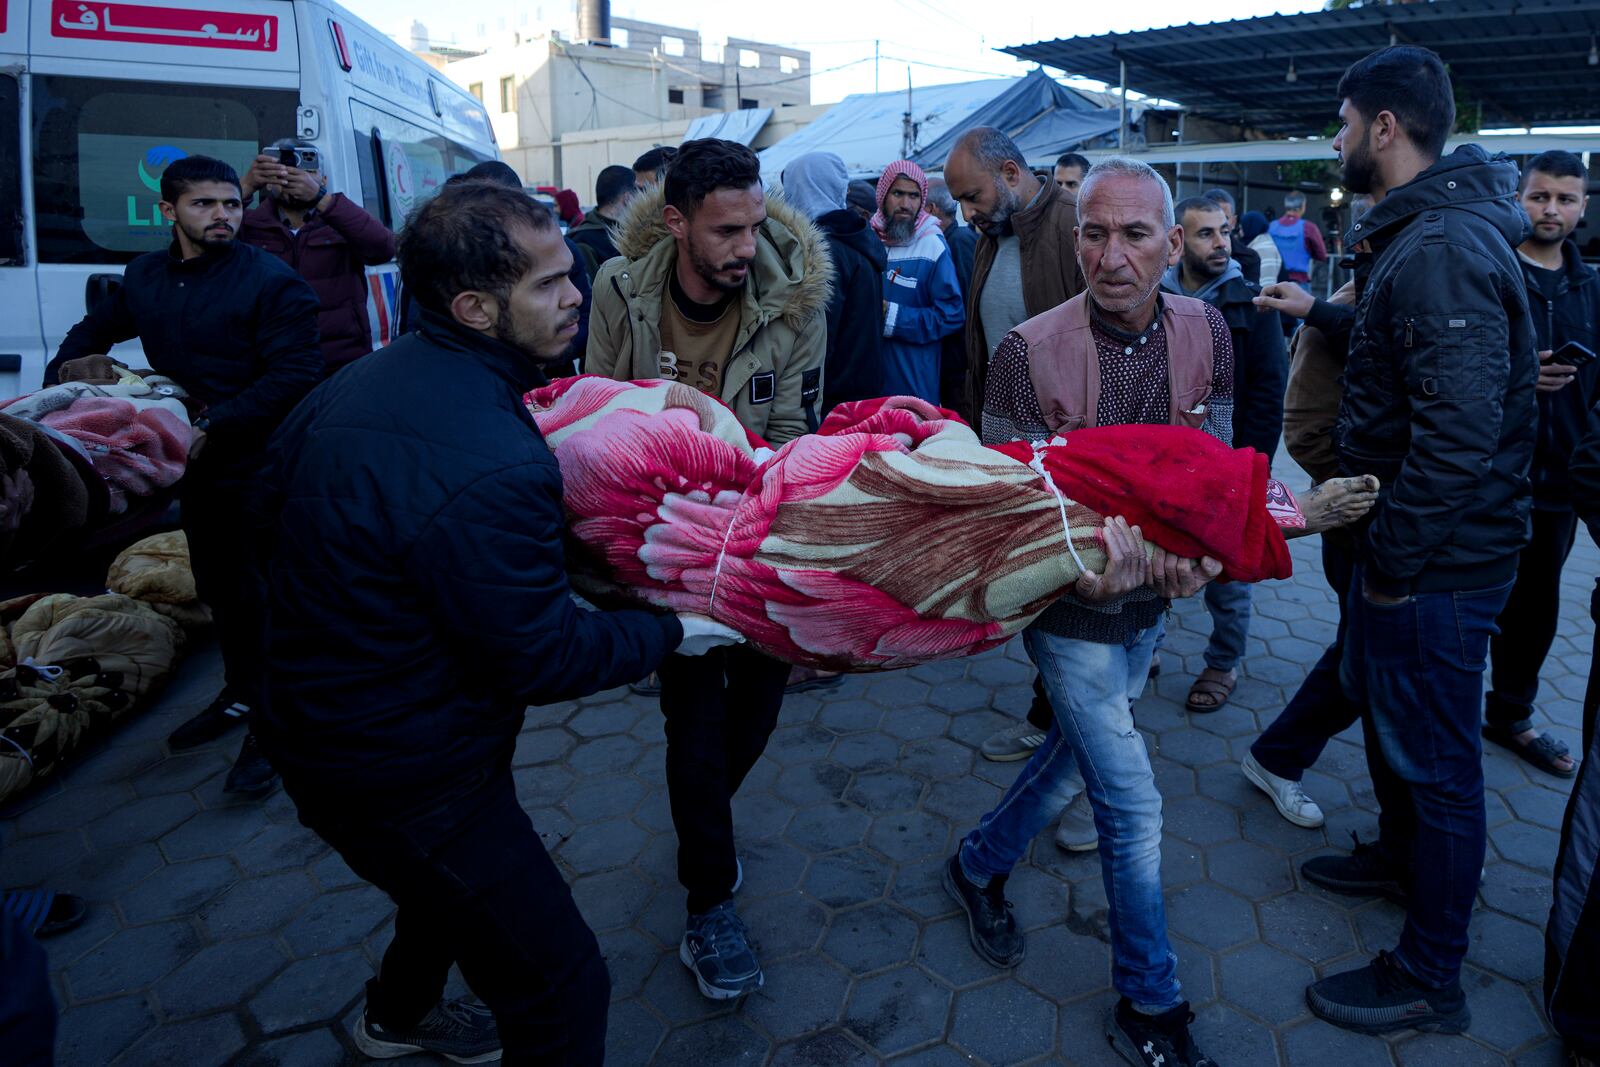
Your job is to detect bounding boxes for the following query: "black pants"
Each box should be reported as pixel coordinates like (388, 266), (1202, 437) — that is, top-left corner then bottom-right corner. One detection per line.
(1250, 530), (1361, 780)
(287, 769), (608, 1066)
(658, 647), (788, 915)
(181, 453), (268, 707)
(0, 908), (55, 1067)
(1545, 598), (1600, 1059)
(1486, 508), (1579, 731)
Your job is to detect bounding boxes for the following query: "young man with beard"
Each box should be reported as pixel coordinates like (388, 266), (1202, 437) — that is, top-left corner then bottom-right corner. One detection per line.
(587, 138), (830, 1001)
(944, 156), (1226, 1067)
(873, 159), (965, 404)
(1053, 152), (1089, 198)
(238, 138), (396, 376)
(1477, 150), (1597, 779)
(1201, 188), (1262, 285)
(1162, 198), (1288, 719)
(257, 181), (739, 1063)
(1298, 46), (1538, 1035)
(46, 155), (321, 798)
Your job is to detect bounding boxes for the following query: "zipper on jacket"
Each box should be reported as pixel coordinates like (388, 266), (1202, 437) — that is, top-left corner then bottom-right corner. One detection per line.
(1403, 318), (1414, 348)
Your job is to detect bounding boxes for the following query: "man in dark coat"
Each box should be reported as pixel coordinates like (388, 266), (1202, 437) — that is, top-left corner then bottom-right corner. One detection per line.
(256, 181), (737, 1064)
(1299, 46), (1538, 1034)
(1163, 197), (1288, 718)
(1203, 188), (1262, 285)
(568, 164), (635, 280)
(47, 155), (321, 797)
(238, 138), (396, 375)
(781, 151), (886, 411)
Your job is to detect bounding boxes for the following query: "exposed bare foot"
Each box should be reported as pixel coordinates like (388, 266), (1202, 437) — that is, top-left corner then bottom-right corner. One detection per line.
(1511, 727), (1577, 775)
(1295, 475), (1380, 535)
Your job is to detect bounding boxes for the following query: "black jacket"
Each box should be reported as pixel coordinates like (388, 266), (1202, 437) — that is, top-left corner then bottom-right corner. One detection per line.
(47, 241), (321, 447)
(816, 208), (888, 410)
(1210, 275), (1288, 461)
(946, 223), (979, 297)
(568, 212), (623, 281)
(1335, 145), (1538, 596)
(1574, 398), (1600, 541)
(1523, 240), (1600, 510)
(256, 310), (683, 800)
(1230, 236), (1263, 286)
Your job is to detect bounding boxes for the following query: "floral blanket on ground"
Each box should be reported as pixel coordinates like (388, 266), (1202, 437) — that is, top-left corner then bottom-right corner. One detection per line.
(526, 377), (1295, 672)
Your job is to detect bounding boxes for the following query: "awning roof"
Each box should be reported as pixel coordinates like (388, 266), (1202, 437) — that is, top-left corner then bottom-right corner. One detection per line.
(1002, 0), (1600, 136)
(910, 69), (1122, 169)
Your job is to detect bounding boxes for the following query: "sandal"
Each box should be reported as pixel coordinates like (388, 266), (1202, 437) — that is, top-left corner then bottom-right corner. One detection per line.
(1185, 667), (1237, 714)
(1483, 719), (1577, 779)
(2, 889), (87, 938)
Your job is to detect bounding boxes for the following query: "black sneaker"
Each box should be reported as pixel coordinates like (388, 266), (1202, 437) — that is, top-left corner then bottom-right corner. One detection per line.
(223, 732), (278, 796)
(1105, 998), (1216, 1067)
(1301, 832), (1408, 904)
(942, 853), (1024, 967)
(1306, 951), (1470, 1035)
(680, 901), (763, 1000)
(353, 996), (502, 1063)
(168, 691), (252, 750)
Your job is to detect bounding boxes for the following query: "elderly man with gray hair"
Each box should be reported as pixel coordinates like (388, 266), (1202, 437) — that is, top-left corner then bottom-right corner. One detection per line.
(942, 156), (1229, 1067)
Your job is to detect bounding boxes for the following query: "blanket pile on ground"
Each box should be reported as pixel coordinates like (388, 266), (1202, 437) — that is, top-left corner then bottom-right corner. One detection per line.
(1, 377), (192, 514)
(526, 377), (1294, 672)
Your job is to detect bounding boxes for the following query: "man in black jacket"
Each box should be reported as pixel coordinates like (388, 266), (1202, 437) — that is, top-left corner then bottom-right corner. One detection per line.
(1480, 150), (1598, 778)
(1202, 188), (1263, 286)
(1162, 197), (1287, 717)
(781, 151), (887, 411)
(567, 164), (635, 281)
(1298, 47), (1538, 1035)
(256, 181), (737, 1064)
(48, 155), (321, 796)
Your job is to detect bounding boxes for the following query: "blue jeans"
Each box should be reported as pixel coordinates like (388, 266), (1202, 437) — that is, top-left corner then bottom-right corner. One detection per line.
(959, 622), (1177, 1010)
(1340, 565), (1513, 988)
(1202, 580), (1251, 672)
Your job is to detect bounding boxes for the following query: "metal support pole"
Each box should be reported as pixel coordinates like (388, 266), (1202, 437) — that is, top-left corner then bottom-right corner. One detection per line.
(1118, 58), (1128, 150)
(875, 40), (880, 95)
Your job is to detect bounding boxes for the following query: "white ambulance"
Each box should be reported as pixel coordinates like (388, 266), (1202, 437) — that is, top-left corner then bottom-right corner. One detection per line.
(0, 0), (497, 394)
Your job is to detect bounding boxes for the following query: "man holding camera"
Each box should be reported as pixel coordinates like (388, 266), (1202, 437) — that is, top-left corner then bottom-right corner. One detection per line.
(239, 138), (396, 377)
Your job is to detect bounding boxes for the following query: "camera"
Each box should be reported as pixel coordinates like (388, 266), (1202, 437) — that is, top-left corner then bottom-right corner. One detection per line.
(262, 145), (320, 172)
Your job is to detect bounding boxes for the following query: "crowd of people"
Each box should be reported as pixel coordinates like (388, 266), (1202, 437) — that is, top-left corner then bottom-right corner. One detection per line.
(0, 41), (1597, 1067)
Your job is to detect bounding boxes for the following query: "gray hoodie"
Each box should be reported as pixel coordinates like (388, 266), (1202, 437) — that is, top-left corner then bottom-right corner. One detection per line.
(1161, 258), (1243, 304)
(781, 152), (849, 220)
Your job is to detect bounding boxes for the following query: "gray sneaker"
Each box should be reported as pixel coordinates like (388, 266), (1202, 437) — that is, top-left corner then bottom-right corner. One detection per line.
(680, 901), (764, 1000)
(1054, 792), (1099, 852)
(981, 722), (1048, 763)
(353, 996), (501, 1063)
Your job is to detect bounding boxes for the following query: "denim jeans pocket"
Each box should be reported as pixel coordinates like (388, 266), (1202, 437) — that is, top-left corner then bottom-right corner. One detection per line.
(1451, 582), (1514, 671)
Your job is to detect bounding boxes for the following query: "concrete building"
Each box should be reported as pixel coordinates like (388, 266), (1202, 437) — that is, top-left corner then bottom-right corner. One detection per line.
(434, 17), (810, 188)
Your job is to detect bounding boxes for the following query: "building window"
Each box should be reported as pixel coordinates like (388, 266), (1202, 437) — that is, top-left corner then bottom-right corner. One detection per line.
(468, 82), (483, 101)
(702, 84), (723, 109)
(738, 49), (760, 69)
(780, 55), (800, 75)
(667, 88), (685, 105)
(662, 35), (684, 57)
(499, 76), (514, 113)
(739, 98), (758, 110)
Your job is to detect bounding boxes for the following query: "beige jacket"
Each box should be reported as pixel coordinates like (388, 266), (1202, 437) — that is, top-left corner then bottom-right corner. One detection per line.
(1283, 281), (1356, 485)
(585, 186), (833, 445)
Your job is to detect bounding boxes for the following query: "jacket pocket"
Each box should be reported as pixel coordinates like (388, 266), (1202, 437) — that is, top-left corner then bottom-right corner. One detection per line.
(1171, 383), (1212, 429)
(1411, 313), (1497, 401)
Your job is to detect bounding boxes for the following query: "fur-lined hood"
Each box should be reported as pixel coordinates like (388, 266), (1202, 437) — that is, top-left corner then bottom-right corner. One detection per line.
(611, 184), (834, 332)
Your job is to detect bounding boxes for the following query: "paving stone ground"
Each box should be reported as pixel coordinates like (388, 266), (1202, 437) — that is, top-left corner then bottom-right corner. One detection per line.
(3, 490), (1593, 1066)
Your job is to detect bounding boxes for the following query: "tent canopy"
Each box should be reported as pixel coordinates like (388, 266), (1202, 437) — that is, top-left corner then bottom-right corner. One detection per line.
(911, 69), (1122, 169)
(685, 108), (774, 146)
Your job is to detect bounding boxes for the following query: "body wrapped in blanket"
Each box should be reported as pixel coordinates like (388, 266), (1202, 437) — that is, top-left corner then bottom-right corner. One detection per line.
(527, 377), (1339, 672)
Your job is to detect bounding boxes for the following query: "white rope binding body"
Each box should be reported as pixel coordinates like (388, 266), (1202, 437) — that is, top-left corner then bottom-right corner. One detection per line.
(1027, 438), (1089, 576)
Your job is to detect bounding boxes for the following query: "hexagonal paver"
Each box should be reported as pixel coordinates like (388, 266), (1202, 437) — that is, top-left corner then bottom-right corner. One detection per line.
(788, 803), (872, 854)
(568, 702), (640, 737)
(1258, 892), (1359, 965)
(117, 856), (239, 924)
(117, 1011), (246, 1067)
(248, 950), (372, 1033)
(744, 892), (829, 960)
(1165, 883), (1258, 951)
(653, 1016), (769, 1067)
(281, 883), (395, 956)
(603, 998), (667, 1067)
(950, 978), (1057, 1066)
(822, 902), (919, 973)
(200, 871), (319, 939)
(1217, 942), (1314, 1024)
(65, 920), (202, 1000)
(743, 955), (853, 1041)
(1205, 839), (1294, 900)
(844, 965), (952, 1056)
(776, 762), (852, 807)
(54, 841), (166, 900)
(153, 936), (287, 1018)
(571, 867), (654, 931)
(868, 811), (951, 863)
(233, 1027), (348, 1067)
(805, 848), (892, 909)
(767, 724), (839, 766)
(819, 700), (883, 733)
(54, 994), (157, 1066)
(567, 734), (645, 776)
(1467, 910), (1545, 984)
(1162, 795), (1241, 846)
(512, 726), (575, 766)
(158, 805), (270, 861)
(557, 817), (650, 874)
(845, 771), (924, 814)
(1015, 924), (1112, 1003)
(562, 776), (648, 821)
(85, 793), (198, 850)
(898, 738), (974, 780)
(831, 733), (899, 772)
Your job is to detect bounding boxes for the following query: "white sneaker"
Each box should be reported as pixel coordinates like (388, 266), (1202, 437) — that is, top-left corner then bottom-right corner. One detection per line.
(1242, 753), (1325, 828)
(981, 722), (1048, 763)
(1054, 793), (1099, 852)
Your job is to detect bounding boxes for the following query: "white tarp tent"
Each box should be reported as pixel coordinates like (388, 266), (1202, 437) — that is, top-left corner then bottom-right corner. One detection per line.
(685, 108), (774, 146)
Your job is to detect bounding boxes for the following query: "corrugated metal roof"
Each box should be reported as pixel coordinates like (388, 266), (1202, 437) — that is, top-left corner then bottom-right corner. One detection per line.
(1003, 0), (1600, 135)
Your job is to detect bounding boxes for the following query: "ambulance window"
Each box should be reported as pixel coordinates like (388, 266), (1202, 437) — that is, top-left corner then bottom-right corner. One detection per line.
(350, 101), (490, 230)
(31, 76), (296, 264)
(0, 76), (20, 266)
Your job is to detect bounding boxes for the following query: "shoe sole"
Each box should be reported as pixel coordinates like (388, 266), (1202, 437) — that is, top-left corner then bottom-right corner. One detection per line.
(980, 737), (1046, 763)
(677, 938), (763, 1000)
(351, 1020), (502, 1063)
(941, 861), (1025, 968)
(1300, 864), (1407, 905)
(1242, 759), (1325, 829)
(1054, 834), (1099, 853)
(1305, 985), (1470, 1035)
(1102, 1010), (1154, 1067)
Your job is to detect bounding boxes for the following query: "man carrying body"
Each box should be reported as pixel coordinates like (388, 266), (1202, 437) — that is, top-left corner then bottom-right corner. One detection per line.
(1299, 46), (1537, 1034)
(945, 157), (1228, 1067)
(872, 160), (965, 404)
(587, 138), (829, 1001)
(1267, 191), (1328, 291)
(238, 138), (396, 377)
(1162, 197), (1287, 718)
(1053, 152), (1089, 198)
(568, 164), (637, 281)
(258, 181), (737, 1063)
(47, 156), (321, 797)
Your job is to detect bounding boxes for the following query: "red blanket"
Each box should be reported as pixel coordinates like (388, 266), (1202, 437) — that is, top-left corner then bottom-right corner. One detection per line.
(529, 378), (1292, 671)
